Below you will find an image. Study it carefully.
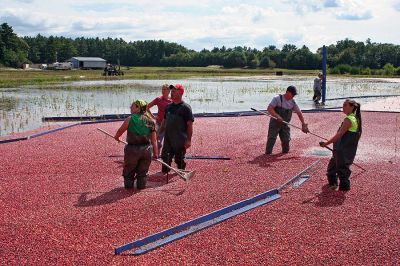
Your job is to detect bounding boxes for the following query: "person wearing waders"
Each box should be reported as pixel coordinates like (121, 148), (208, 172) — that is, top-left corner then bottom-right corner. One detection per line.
(265, 86), (309, 154)
(312, 72), (323, 105)
(160, 84), (194, 173)
(320, 99), (362, 191)
(114, 100), (158, 190)
(146, 84), (172, 151)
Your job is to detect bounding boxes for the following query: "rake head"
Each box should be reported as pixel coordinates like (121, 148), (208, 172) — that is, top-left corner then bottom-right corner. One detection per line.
(174, 169), (195, 181)
(180, 170), (195, 181)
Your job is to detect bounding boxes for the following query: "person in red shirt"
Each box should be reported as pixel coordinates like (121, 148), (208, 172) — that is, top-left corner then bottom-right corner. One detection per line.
(146, 84), (172, 151)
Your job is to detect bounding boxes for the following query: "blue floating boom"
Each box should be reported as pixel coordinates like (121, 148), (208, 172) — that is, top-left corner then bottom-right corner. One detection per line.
(184, 155), (231, 160)
(29, 123), (80, 139)
(114, 160), (321, 255)
(0, 136), (28, 144)
(326, 94), (400, 101)
(114, 189), (280, 255)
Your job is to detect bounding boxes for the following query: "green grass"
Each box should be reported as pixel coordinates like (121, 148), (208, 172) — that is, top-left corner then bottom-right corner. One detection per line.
(2, 66), (396, 89)
(0, 67), (319, 88)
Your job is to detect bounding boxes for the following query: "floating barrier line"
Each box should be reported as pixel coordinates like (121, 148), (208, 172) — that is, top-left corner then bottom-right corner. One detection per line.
(80, 119), (125, 125)
(326, 94), (400, 101)
(114, 189), (280, 255)
(0, 123), (80, 144)
(114, 160), (319, 256)
(28, 123), (81, 139)
(278, 160), (320, 192)
(42, 108), (343, 122)
(0, 136), (28, 144)
(185, 155), (231, 160)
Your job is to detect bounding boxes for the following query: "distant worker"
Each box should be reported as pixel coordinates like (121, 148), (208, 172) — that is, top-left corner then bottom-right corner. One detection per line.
(265, 86), (309, 154)
(146, 84), (172, 150)
(313, 72), (323, 105)
(160, 84), (194, 173)
(319, 99), (362, 191)
(114, 100), (158, 190)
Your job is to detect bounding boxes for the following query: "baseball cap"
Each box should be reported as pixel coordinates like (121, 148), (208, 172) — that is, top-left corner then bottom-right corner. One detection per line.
(169, 84), (185, 94)
(286, 85), (297, 96)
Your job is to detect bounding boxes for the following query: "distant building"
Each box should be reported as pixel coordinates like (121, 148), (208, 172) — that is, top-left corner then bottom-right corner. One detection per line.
(67, 57), (107, 69)
(31, 63), (48, 69)
(48, 62), (73, 70)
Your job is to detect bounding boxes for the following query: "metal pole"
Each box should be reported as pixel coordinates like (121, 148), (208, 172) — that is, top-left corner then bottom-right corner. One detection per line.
(322, 45), (327, 104)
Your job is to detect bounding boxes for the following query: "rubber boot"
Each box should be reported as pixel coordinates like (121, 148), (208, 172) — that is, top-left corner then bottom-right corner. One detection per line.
(176, 160), (186, 170)
(282, 141), (290, 153)
(327, 175), (338, 187)
(175, 152), (186, 170)
(339, 176), (350, 191)
(136, 174), (147, 190)
(161, 153), (172, 174)
(124, 176), (134, 189)
(265, 138), (276, 154)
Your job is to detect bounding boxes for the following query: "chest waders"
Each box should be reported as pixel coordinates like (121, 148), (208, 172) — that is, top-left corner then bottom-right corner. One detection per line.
(123, 118), (153, 190)
(265, 95), (293, 154)
(326, 114), (360, 191)
(161, 110), (188, 173)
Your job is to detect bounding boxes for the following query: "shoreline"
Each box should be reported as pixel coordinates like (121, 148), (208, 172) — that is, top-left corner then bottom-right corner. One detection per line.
(1, 67), (400, 88)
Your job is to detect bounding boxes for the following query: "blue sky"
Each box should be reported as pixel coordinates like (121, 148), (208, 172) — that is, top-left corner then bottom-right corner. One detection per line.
(1, 0), (399, 51)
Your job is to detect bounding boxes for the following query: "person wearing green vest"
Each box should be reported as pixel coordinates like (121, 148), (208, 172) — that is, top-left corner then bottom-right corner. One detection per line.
(320, 99), (362, 191)
(114, 100), (158, 190)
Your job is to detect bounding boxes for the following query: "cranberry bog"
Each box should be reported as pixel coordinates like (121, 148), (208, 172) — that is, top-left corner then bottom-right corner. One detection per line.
(1, 111), (399, 265)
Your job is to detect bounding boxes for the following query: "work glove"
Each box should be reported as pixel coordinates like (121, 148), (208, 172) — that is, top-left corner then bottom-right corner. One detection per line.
(302, 123), (309, 133)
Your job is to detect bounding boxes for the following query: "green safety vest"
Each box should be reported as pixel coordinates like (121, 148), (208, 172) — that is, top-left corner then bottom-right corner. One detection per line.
(346, 113), (358, 133)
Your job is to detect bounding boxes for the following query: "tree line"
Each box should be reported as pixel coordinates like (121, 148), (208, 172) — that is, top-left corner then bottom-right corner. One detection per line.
(1, 22), (400, 74)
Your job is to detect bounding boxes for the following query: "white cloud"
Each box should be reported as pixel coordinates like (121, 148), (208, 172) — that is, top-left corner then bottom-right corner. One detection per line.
(12, 0), (34, 3)
(324, 0), (339, 8)
(0, 8), (61, 33)
(393, 0), (400, 11)
(336, 11), (372, 20)
(334, 0), (373, 20)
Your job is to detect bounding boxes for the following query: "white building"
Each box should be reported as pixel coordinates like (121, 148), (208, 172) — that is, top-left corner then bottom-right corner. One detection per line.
(68, 57), (107, 69)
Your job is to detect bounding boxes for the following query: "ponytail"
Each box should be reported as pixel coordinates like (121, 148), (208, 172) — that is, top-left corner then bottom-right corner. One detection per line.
(355, 102), (362, 135)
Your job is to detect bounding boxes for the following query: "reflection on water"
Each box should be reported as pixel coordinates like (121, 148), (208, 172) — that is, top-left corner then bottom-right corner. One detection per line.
(1, 77), (400, 136)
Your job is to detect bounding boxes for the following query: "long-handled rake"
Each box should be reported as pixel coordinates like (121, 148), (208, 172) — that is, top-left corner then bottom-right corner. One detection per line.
(97, 128), (128, 144)
(155, 159), (195, 182)
(97, 128), (195, 181)
(319, 142), (366, 171)
(250, 108), (328, 140)
(251, 108), (366, 171)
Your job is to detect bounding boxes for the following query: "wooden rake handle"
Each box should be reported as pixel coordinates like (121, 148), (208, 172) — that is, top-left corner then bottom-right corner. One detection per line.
(251, 108), (328, 140)
(97, 128), (128, 144)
